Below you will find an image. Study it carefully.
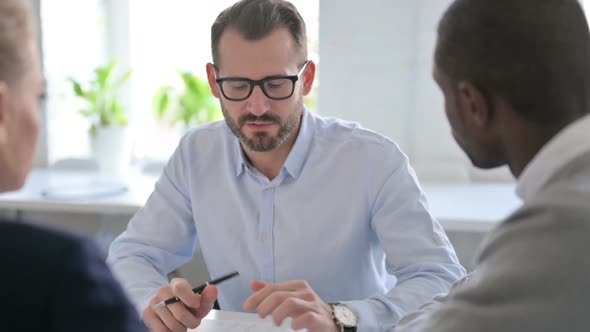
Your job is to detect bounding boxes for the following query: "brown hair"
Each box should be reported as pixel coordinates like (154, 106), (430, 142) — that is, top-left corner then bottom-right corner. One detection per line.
(211, 0), (307, 67)
(0, 0), (33, 83)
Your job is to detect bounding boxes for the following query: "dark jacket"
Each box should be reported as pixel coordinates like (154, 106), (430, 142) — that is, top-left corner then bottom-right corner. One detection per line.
(1, 221), (146, 331)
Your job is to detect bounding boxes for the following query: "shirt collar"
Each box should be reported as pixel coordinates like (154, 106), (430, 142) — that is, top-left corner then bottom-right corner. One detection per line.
(233, 139), (247, 176)
(233, 108), (314, 179)
(283, 108), (314, 179)
(516, 114), (590, 201)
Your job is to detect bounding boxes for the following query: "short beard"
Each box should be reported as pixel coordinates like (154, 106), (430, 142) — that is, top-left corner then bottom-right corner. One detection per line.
(222, 99), (303, 152)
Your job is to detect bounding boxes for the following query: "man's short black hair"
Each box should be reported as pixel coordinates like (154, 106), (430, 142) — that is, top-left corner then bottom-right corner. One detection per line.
(436, 0), (590, 124)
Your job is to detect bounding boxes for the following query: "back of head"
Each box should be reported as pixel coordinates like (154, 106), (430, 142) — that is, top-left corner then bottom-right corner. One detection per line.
(0, 0), (33, 83)
(211, 0), (307, 66)
(436, 0), (590, 125)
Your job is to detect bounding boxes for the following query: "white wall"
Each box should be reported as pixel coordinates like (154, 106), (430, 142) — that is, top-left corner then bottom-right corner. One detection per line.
(411, 0), (468, 181)
(319, 0), (512, 182)
(319, 0), (419, 152)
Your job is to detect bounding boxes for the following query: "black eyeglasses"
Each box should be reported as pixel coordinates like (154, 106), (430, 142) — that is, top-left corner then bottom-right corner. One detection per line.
(215, 61), (309, 101)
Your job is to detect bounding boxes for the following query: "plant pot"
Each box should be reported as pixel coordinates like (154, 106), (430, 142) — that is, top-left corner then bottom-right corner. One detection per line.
(90, 125), (131, 176)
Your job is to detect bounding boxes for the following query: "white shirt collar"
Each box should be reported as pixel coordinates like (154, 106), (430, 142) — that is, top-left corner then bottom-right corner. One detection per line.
(516, 114), (590, 201)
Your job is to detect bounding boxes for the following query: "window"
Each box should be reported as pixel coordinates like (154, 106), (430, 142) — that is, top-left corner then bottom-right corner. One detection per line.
(41, 0), (107, 164)
(41, 0), (319, 164)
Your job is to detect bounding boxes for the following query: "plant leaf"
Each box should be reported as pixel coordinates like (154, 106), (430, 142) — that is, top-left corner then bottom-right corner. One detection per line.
(90, 124), (98, 137)
(153, 70), (218, 127)
(152, 86), (173, 118)
(69, 79), (85, 97)
(70, 58), (129, 128)
(112, 100), (128, 126)
(96, 60), (117, 89)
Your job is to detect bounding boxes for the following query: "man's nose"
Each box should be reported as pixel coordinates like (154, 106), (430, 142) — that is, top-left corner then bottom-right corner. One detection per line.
(245, 85), (271, 116)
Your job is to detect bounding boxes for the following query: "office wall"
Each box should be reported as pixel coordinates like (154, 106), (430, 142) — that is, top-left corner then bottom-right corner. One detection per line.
(319, 0), (512, 182)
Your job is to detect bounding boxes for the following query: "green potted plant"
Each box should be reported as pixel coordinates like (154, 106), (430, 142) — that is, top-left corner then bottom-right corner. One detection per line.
(69, 60), (132, 175)
(152, 70), (222, 130)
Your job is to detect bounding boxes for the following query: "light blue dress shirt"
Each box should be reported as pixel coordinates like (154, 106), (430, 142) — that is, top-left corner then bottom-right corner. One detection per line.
(108, 109), (465, 331)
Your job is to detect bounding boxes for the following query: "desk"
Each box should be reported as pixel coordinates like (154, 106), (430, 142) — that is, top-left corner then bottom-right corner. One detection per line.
(0, 169), (157, 215)
(423, 183), (521, 232)
(0, 169), (521, 233)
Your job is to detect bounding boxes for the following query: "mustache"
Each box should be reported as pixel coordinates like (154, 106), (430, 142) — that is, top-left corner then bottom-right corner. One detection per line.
(238, 113), (281, 125)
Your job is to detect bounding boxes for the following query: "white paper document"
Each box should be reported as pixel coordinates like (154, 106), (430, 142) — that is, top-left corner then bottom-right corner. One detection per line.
(191, 310), (306, 332)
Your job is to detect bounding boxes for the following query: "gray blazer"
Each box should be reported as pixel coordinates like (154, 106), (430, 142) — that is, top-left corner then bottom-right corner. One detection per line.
(395, 151), (590, 332)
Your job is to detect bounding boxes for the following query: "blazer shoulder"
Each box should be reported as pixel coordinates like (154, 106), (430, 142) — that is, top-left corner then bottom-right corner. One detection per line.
(0, 221), (146, 331)
(0, 221), (83, 263)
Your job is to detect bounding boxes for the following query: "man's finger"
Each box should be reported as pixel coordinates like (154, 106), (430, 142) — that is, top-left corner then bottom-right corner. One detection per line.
(250, 280), (267, 292)
(256, 290), (307, 318)
(269, 296), (311, 327)
(167, 301), (200, 329)
(154, 305), (186, 332)
(193, 285), (219, 318)
(170, 278), (201, 309)
(143, 305), (170, 332)
(244, 280), (303, 311)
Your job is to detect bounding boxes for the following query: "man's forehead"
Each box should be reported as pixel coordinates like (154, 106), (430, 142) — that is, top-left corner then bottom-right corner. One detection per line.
(216, 28), (300, 77)
(219, 28), (295, 55)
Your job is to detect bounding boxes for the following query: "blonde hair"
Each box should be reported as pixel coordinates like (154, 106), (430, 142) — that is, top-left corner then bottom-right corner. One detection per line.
(0, 0), (33, 83)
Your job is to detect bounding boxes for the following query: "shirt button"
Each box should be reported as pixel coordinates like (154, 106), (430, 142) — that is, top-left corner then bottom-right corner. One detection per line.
(262, 234), (269, 242)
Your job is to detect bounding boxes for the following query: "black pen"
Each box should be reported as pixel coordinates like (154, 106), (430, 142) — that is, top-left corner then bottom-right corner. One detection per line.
(152, 271), (240, 310)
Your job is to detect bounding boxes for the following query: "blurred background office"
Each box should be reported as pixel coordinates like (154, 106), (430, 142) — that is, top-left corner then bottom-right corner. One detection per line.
(7, 0), (585, 281)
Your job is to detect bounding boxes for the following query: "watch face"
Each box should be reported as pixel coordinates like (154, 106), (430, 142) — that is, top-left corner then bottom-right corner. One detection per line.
(334, 305), (357, 327)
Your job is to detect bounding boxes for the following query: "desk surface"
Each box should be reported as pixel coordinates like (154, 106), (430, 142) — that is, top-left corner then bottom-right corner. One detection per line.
(0, 169), (521, 232)
(423, 182), (521, 232)
(0, 169), (157, 215)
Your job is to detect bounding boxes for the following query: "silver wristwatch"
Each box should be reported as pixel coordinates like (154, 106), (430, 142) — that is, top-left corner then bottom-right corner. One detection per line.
(330, 303), (358, 332)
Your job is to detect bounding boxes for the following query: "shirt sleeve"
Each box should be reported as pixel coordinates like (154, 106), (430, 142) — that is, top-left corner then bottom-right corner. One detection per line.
(341, 156), (466, 331)
(394, 274), (470, 330)
(107, 138), (199, 315)
(393, 193), (590, 332)
(52, 236), (147, 332)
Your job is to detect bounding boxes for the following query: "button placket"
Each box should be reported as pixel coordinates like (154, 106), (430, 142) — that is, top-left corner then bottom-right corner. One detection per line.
(258, 186), (275, 281)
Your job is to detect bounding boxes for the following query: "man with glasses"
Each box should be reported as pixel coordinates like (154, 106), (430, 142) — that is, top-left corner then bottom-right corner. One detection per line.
(108, 1), (464, 331)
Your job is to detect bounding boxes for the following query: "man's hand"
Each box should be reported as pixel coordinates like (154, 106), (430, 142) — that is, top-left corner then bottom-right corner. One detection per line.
(243, 280), (339, 332)
(143, 278), (218, 332)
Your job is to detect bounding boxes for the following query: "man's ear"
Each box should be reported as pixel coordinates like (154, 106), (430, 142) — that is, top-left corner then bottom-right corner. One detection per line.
(456, 81), (491, 128)
(206, 63), (221, 98)
(301, 60), (316, 96)
(0, 82), (9, 145)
